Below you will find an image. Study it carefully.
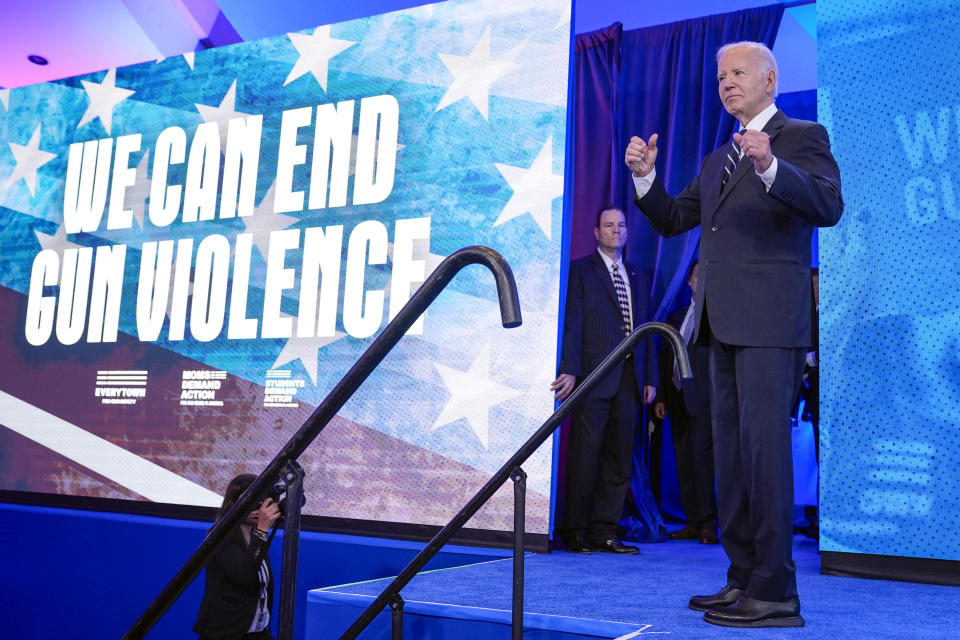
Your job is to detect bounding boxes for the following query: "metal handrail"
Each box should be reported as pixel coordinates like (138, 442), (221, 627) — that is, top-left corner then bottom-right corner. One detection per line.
(340, 320), (691, 638)
(122, 246), (521, 639)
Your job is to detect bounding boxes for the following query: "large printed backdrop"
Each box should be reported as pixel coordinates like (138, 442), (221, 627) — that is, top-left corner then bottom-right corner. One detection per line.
(0, 0), (571, 534)
(819, 0), (960, 560)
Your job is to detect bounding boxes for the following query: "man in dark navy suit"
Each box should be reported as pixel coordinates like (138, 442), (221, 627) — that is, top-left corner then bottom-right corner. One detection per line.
(654, 261), (718, 545)
(625, 41), (842, 627)
(551, 206), (657, 555)
(795, 267), (820, 539)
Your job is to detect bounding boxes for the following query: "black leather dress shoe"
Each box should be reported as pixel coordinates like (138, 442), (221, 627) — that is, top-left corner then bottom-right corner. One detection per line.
(668, 525), (699, 540)
(688, 585), (744, 611)
(703, 596), (804, 628)
(561, 534), (592, 554)
(698, 527), (719, 545)
(589, 537), (639, 554)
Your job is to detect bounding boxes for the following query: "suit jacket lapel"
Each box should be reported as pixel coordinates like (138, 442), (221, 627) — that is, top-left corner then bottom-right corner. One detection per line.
(717, 146), (754, 206)
(764, 108), (786, 141)
(704, 150), (725, 218)
(589, 252), (619, 310)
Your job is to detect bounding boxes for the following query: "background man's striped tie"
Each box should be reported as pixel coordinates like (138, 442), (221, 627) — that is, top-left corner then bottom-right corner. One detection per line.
(611, 264), (631, 336)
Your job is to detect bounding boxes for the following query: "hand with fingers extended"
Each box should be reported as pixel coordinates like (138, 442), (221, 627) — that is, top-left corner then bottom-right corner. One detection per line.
(625, 134), (659, 177)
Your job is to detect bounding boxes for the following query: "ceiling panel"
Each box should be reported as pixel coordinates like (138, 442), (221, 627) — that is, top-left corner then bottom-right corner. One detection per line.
(0, 0), (162, 88)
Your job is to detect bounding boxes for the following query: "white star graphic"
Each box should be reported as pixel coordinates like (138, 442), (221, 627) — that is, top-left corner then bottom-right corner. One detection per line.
(240, 182), (299, 259)
(77, 68), (135, 135)
(493, 136), (563, 240)
(195, 79), (254, 149)
(127, 150), (151, 230)
(436, 26), (523, 120)
(4, 124), (57, 197)
(432, 343), (523, 449)
(272, 315), (347, 386)
(284, 26), (356, 90)
(0, 89), (9, 110)
(35, 224), (83, 255)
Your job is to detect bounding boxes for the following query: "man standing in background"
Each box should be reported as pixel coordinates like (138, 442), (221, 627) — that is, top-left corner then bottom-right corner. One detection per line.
(654, 260), (717, 545)
(795, 267), (820, 539)
(625, 41), (842, 627)
(552, 206), (657, 555)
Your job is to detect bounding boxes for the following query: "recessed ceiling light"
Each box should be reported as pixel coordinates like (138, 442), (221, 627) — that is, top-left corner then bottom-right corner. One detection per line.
(28, 55), (49, 66)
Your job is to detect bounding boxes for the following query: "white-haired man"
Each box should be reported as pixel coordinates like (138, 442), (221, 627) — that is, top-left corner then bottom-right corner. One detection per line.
(625, 41), (843, 627)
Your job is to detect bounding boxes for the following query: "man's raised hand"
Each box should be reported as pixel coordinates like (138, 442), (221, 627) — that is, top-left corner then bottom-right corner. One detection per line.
(733, 129), (773, 173)
(625, 134), (659, 177)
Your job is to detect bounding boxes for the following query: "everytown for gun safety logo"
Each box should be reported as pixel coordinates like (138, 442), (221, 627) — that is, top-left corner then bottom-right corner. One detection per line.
(94, 370), (147, 405)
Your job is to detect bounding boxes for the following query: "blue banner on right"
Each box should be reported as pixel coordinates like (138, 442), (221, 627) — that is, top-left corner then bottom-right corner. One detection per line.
(819, 0), (960, 560)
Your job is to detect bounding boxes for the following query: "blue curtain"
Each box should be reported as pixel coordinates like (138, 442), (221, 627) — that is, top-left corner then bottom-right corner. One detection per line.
(568, 22), (624, 261)
(568, 5), (785, 540)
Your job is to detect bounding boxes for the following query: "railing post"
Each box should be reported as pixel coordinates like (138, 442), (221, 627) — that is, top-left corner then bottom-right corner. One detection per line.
(277, 461), (305, 640)
(510, 466), (526, 640)
(390, 594), (405, 640)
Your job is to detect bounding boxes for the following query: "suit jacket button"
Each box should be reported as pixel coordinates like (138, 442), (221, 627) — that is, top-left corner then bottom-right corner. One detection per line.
(711, 226), (718, 232)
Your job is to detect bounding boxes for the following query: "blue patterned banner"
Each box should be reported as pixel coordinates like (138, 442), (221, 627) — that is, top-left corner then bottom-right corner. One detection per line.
(819, 0), (960, 560)
(0, 0), (572, 534)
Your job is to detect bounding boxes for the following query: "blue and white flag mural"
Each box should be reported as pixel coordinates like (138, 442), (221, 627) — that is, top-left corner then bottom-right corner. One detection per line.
(0, 0), (572, 534)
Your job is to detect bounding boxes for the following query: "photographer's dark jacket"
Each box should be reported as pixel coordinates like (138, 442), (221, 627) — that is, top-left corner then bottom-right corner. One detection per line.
(194, 530), (273, 639)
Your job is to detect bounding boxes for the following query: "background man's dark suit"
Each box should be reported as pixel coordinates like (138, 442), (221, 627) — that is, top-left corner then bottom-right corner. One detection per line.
(558, 250), (656, 545)
(635, 110), (842, 602)
(799, 271), (820, 459)
(794, 269), (820, 538)
(658, 299), (715, 536)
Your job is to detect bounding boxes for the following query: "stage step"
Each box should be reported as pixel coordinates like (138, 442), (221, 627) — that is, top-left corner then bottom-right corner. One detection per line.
(307, 587), (646, 639)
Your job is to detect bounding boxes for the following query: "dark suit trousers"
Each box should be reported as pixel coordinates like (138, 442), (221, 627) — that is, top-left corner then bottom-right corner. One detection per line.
(708, 333), (805, 602)
(806, 365), (820, 461)
(670, 404), (716, 529)
(562, 363), (638, 539)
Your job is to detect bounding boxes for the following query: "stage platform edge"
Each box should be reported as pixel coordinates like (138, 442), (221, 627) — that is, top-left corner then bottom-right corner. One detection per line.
(307, 586), (645, 640)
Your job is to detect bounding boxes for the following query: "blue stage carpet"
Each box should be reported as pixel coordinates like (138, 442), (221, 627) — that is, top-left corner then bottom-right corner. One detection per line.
(314, 535), (957, 638)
